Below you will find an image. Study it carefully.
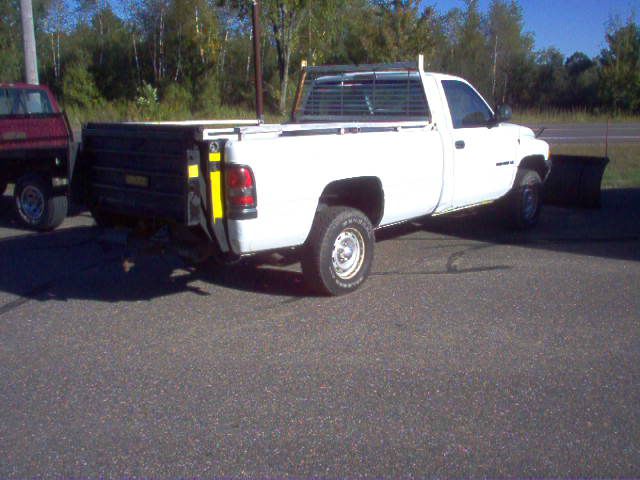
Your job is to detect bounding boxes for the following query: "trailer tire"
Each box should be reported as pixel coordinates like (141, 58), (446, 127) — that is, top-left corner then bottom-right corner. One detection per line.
(506, 169), (542, 230)
(14, 175), (67, 231)
(302, 206), (374, 296)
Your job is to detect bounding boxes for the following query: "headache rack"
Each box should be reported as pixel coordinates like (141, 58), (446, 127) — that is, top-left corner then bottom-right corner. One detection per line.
(292, 55), (430, 123)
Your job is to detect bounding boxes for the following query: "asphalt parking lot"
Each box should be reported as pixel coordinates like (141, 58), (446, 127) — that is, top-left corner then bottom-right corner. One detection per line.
(1, 189), (639, 477)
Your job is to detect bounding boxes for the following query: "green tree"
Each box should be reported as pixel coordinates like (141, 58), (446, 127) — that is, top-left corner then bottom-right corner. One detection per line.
(486, 0), (534, 105)
(447, 0), (490, 95)
(600, 18), (640, 112)
(564, 52), (599, 109)
(534, 47), (569, 107)
(62, 61), (104, 108)
(0, 0), (23, 82)
(264, 0), (310, 114)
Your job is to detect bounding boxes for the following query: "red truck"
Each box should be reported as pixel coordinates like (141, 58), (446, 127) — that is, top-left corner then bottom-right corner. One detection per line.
(0, 83), (72, 230)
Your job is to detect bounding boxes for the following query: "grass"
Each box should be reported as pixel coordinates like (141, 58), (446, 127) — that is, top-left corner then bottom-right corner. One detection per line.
(551, 143), (640, 189)
(513, 108), (640, 125)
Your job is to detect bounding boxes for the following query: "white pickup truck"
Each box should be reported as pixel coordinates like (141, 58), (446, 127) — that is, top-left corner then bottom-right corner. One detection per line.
(80, 58), (550, 295)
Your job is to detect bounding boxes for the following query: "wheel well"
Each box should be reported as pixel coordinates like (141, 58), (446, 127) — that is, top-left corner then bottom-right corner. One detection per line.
(318, 177), (384, 227)
(519, 155), (549, 182)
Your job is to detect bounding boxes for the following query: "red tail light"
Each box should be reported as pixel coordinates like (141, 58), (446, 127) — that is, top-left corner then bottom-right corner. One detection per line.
(227, 167), (254, 189)
(225, 165), (257, 217)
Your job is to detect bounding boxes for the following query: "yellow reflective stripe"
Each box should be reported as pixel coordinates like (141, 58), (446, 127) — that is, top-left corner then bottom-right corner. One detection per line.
(210, 171), (224, 222)
(209, 152), (224, 221)
(188, 164), (199, 178)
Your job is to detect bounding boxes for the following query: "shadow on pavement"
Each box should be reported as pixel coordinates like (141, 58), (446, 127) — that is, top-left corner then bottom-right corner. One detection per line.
(0, 222), (311, 315)
(0, 188), (638, 310)
(412, 188), (640, 263)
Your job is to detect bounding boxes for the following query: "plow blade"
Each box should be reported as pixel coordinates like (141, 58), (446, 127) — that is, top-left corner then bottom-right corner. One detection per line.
(544, 154), (609, 208)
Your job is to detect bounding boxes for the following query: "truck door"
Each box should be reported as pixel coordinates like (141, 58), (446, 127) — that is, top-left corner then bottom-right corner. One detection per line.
(441, 80), (517, 208)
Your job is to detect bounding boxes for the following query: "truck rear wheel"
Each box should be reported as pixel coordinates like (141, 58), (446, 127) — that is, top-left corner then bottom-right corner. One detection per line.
(506, 169), (542, 230)
(302, 206), (374, 296)
(14, 175), (67, 231)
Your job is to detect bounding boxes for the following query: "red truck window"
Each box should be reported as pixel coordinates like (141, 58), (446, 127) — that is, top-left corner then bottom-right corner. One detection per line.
(0, 88), (54, 116)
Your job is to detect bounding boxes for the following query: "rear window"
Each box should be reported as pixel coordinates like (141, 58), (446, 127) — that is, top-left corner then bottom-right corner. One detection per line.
(0, 88), (54, 116)
(300, 72), (430, 122)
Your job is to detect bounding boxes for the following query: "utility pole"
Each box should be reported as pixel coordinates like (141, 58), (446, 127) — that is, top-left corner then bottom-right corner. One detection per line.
(251, 0), (264, 121)
(20, 0), (39, 84)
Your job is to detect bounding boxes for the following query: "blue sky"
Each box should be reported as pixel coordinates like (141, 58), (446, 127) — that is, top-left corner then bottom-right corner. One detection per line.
(426, 0), (640, 58)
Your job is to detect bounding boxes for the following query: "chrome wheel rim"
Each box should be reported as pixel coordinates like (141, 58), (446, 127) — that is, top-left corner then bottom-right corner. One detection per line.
(522, 184), (538, 222)
(18, 185), (45, 224)
(332, 227), (365, 280)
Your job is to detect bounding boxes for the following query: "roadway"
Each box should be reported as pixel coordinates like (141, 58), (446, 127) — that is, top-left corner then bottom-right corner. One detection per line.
(527, 122), (640, 144)
(1, 189), (639, 477)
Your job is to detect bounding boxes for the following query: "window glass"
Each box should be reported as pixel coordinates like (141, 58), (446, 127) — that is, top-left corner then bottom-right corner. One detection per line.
(0, 88), (53, 116)
(442, 80), (493, 129)
(0, 89), (12, 115)
(303, 72), (430, 121)
(23, 90), (53, 114)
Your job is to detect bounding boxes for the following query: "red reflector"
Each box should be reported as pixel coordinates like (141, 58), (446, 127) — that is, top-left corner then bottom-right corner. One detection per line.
(230, 195), (255, 207)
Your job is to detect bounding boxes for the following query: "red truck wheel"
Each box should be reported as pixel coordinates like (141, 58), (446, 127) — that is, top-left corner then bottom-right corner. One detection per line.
(14, 175), (67, 231)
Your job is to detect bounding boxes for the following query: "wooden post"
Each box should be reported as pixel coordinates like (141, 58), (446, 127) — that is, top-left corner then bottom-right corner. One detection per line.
(252, 0), (264, 122)
(291, 60), (308, 122)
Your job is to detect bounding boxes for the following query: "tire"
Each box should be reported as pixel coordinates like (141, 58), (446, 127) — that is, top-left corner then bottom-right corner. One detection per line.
(506, 169), (542, 230)
(14, 175), (68, 231)
(302, 206), (374, 296)
(0, 179), (7, 196)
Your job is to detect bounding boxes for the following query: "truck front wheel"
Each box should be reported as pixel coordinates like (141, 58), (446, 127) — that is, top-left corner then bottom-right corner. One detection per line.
(507, 169), (542, 230)
(14, 175), (68, 231)
(302, 207), (374, 296)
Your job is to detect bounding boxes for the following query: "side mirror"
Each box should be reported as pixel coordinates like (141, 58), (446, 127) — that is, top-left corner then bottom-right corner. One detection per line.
(495, 104), (512, 123)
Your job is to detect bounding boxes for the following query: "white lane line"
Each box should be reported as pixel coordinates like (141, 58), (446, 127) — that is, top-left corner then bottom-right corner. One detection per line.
(542, 136), (640, 140)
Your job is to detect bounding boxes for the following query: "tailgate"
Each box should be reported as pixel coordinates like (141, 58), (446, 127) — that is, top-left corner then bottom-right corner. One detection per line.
(81, 122), (229, 250)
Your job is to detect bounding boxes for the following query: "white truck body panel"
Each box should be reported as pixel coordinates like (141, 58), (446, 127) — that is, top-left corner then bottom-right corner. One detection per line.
(225, 124), (445, 253)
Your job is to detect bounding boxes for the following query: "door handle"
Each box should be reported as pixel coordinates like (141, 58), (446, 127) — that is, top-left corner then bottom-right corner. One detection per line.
(455, 140), (465, 149)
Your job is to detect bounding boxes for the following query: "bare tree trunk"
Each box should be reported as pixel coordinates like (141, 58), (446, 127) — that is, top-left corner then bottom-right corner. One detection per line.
(174, 26), (182, 82)
(49, 33), (57, 79)
(132, 32), (141, 86)
(153, 32), (158, 82)
(279, 42), (292, 114)
(97, 9), (104, 67)
(502, 74), (508, 104)
(158, 8), (165, 82)
(245, 31), (252, 82)
(492, 34), (498, 101)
